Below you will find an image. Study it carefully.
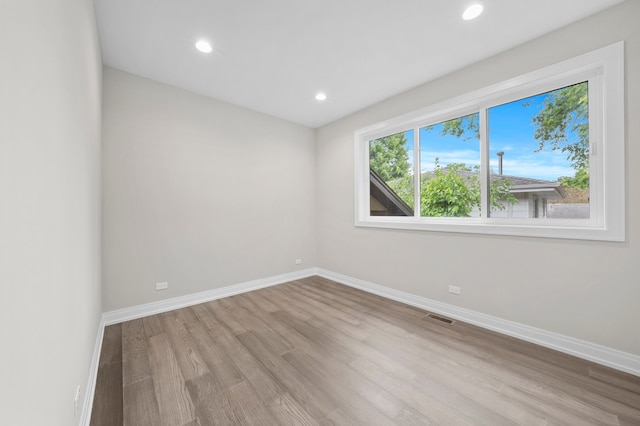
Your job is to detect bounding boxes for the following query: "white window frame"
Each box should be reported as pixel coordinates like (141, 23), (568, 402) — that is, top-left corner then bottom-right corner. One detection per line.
(355, 42), (625, 241)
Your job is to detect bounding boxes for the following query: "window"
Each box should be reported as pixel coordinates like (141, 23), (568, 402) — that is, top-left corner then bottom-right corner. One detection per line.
(369, 130), (415, 216)
(355, 42), (624, 241)
(419, 113), (480, 218)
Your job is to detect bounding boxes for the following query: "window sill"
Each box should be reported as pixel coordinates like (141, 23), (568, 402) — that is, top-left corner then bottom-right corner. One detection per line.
(355, 216), (624, 242)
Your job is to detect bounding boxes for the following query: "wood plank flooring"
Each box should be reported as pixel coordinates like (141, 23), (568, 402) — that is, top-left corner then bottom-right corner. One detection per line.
(91, 321), (123, 426)
(91, 276), (640, 425)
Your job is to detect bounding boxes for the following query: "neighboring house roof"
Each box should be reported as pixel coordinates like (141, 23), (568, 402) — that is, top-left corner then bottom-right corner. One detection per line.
(436, 168), (567, 201)
(369, 169), (413, 216)
(495, 173), (566, 201)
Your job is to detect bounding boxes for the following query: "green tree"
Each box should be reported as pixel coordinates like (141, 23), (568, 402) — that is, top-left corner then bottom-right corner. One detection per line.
(489, 174), (518, 211)
(388, 174), (415, 208)
(532, 82), (589, 170)
(431, 114), (479, 141)
(421, 163), (476, 217)
(369, 133), (410, 181)
(558, 167), (589, 189)
(419, 161), (517, 217)
(423, 113), (479, 154)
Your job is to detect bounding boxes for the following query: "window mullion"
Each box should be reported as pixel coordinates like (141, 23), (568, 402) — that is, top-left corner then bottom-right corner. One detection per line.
(479, 108), (490, 218)
(413, 126), (420, 217)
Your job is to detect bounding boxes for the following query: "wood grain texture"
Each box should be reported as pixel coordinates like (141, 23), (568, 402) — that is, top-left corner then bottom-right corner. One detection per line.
(92, 276), (640, 425)
(147, 333), (197, 426)
(90, 324), (123, 426)
(123, 378), (161, 426)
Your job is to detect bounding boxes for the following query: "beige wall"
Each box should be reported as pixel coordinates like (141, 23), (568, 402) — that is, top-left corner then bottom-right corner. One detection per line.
(102, 68), (316, 311)
(316, 1), (640, 356)
(0, 0), (103, 425)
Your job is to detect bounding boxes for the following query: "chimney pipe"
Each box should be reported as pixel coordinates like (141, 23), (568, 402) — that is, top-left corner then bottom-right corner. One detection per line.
(497, 151), (504, 175)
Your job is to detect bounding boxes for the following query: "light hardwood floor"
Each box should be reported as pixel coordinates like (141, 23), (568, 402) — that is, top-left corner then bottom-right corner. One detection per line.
(91, 276), (640, 425)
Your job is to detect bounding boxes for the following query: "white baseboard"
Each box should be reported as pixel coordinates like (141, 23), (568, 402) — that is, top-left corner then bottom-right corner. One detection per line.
(102, 268), (318, 325)
(317, 268), (640, 377)
(79, 317), (106, 426)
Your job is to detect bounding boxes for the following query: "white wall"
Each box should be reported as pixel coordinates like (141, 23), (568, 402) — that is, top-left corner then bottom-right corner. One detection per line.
(0, 0), (103, 425)
(316, 1), (640, 357)
(102, 68), (316, 311)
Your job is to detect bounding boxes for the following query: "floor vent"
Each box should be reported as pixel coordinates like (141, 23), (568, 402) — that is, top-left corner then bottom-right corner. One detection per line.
(426, 313), (455, 325)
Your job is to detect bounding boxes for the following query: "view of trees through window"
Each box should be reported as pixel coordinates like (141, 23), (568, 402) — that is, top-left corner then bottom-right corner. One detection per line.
(369, 82), (590, 219)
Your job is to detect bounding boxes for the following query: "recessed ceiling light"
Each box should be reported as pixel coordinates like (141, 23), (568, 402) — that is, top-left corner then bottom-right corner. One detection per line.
(315, 93), (327, 101)
(462, 4), (484, 20)
(195, 40), (213, 53)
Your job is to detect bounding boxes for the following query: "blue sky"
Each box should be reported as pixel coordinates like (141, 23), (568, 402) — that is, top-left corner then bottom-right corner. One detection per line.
(405, 91), (580, 181)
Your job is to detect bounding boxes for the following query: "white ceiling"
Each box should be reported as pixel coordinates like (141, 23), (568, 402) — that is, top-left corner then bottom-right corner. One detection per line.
(95, 0), (624, 128)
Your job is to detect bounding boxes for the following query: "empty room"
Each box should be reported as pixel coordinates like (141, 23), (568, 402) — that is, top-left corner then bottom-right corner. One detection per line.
(2, 0), (640, 425)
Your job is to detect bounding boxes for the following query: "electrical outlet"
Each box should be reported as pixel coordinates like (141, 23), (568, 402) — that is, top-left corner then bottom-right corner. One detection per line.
(448, 285), (461, 295)
(155, 282), (168, 290)
(294, 258), (302, 265)
(74, 385), (81, 416)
